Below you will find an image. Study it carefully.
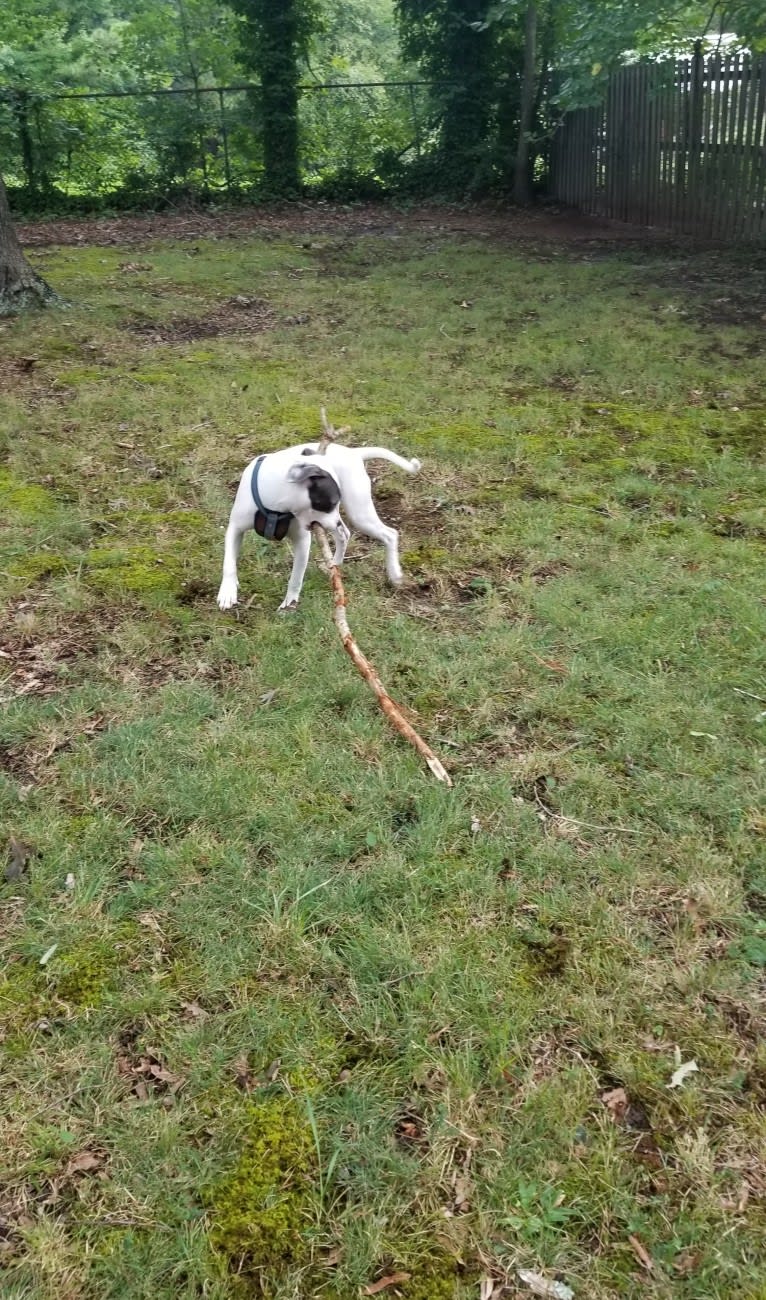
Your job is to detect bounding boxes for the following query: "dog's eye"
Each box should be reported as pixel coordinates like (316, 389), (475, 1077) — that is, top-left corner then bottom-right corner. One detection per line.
(301, 448), (313, 456)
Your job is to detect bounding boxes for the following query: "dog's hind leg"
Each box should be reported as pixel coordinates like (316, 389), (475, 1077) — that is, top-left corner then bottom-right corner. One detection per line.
(279, 522), (312, 611)
(342, 481), (402, 586)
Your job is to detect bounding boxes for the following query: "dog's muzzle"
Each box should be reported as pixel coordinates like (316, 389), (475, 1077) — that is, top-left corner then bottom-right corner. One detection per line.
(251, 455), (293, 542)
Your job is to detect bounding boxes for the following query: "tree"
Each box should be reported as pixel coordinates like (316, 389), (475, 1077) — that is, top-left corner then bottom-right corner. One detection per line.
(229, 0), (320, 194)
(0, 170), (56, 312)
(397, 0), (496, 190)
(513, 1), (536, 202)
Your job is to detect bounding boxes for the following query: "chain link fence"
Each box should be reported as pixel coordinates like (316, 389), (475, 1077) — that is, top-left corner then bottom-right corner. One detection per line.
(0, 79), (437, 209)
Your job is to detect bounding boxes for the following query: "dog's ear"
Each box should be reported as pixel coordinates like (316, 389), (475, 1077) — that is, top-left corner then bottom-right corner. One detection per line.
(287, 463), (326, 483)
(287, 462), (341, 512)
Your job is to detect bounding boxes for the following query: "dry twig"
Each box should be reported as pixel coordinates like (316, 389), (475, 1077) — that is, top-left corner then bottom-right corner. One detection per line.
(313, 409), (452, 787)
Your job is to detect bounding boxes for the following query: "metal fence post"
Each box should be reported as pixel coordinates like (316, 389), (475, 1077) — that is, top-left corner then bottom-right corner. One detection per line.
(218, 87), (232, 193)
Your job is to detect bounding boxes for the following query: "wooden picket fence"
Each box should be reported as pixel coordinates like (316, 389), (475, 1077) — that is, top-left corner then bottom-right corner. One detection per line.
(550, 49), (766, 240)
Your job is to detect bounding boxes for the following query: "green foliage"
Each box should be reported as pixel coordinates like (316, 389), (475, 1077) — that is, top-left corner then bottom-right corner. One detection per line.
(396, 0), (499, 190)
(232, 0), (322, 194)
(2, 0), (766, 204)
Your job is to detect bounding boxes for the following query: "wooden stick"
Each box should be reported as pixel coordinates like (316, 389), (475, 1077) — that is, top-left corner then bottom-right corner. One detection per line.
(312, 523), (452, 786)
(317, 405), (351, 454)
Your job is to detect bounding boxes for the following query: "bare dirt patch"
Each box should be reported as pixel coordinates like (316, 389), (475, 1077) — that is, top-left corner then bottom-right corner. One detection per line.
(17, 200), (683, 253)
(0, 624), (98, 700)
(0, 354), (53, 399)
(127, 294), (277, 343)
(631, 245), (766, 335)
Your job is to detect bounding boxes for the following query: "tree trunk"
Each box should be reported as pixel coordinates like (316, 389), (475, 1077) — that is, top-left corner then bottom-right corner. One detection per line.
(14, 94), (38, 199)
(514, 2), (537, 205)
(441, 0), (493, 192)
(0, 172), (57, 314)
(259, 0), (301, 195)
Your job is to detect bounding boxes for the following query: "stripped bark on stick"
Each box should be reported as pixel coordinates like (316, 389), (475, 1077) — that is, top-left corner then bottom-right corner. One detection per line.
(313, 408), (451, 785)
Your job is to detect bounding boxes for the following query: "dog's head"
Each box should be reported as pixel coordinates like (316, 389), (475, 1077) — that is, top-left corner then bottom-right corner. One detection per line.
(287, 462), (341, 514)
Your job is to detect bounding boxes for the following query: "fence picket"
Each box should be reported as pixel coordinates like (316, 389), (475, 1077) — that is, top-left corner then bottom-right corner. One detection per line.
(549, 49), (766, 240)
(753, 56), (766, 237)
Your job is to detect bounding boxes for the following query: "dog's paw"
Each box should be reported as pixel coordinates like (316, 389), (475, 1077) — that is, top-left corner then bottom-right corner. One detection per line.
(387, 568), (404, 587)
(410, 457), (421, 473)
(278, 597), (299, 613)
(217, 580), (238, 610)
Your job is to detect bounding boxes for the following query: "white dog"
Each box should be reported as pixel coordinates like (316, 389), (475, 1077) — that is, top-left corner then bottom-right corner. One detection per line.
(217, 441), (421, 612)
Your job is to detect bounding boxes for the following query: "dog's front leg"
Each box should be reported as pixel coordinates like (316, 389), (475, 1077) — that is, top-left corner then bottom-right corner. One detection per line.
(279, 524), (312, 611)
(217, 518), (246, 610)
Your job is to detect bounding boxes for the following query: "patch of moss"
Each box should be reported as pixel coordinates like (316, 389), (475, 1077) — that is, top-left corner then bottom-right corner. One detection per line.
(271, 402), (330, 436)
(119, 509), (211, 541)
(205, 1095), (316, 1284)
(127, 367), (177, 385)
(8, 550), (68, 583)
(418, 421), (504, 451)
(402, 545), (449, 569)
(703, 413), (766, 457)
(53, 943), (113, 1007)
(38, 337), (81, 360)
(0, 962), (48, 1034)
(0, 470), (58, 522)
(56, 365), (108, 385)
(85, 544), (183, 597)
(363, 1251), (462, 1300)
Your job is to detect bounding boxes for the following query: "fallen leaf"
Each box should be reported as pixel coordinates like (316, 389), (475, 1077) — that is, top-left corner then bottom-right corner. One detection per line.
(119, 1050), (184, 1098)
(396, 1119), (422, 1143)
(470, 816), (482, 834)
(259, 689), (278, 705)
(180, 1000), (207, 1021)
(627, 1234), (654, 1272)
(673, 1248), (702, 1275)
(234, 1053), (257, 1092)
(5, 837), (35, 883)
(39, 943), (58, 967)
(137, 911), (165, 937)
(363, 1275), (412, 1296)
(531, 652), (568, 674)
(452, 1173), (471, 1212)
(517, 1270), (574, 1300)
(147, 1061), (179, 1085)
(65, 1150), (104, 1177)
(601, 1086), (628, 1121)
(667, 1060), (698, 1089)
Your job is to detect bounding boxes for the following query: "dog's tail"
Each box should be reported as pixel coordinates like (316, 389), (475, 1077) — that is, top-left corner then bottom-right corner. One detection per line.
(359, 447), (421, 474)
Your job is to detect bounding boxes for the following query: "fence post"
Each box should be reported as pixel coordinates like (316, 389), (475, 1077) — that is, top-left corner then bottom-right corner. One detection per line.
(686, 39), (704, 229)
(13, 91), (37, 197)
(408, 83), (422, 158)
(218, 87), (233, 193)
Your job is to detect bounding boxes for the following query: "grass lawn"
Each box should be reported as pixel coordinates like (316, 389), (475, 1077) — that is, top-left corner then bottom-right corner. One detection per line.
(1, 207), (765, 1300)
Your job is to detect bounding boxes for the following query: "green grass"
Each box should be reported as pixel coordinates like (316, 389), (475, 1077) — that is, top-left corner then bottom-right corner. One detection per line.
(1, 214), (765, 1299)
